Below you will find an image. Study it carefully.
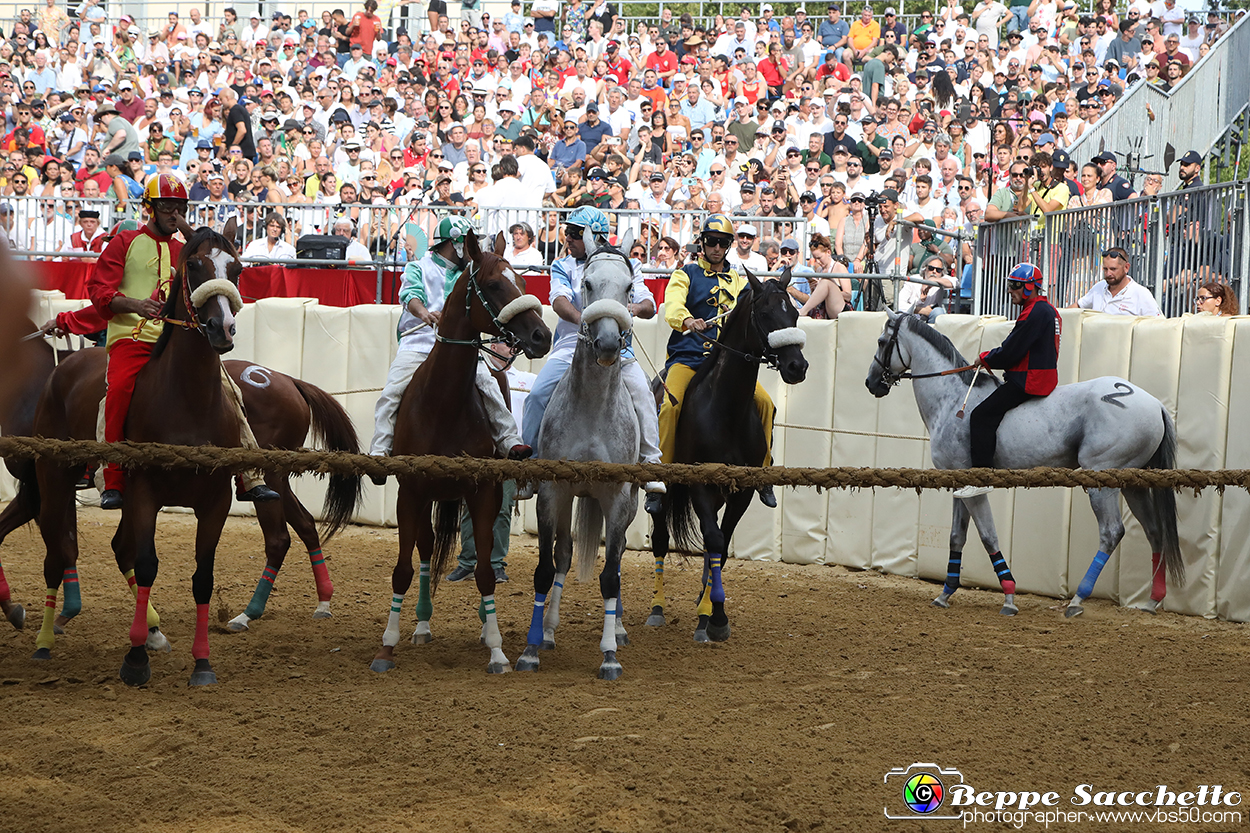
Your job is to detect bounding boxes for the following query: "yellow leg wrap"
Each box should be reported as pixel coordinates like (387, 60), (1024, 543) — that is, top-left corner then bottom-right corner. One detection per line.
(657, 363), (697, 464)
(755, 383), (775, 467)
(36, 589), (57, 651)
(696, 568), (714, 618)
(123, 569), (161, 629)
(651, 557), (665, 611)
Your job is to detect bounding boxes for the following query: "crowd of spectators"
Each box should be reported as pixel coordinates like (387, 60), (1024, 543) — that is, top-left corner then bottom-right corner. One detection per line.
(0, 0), (1239, 315)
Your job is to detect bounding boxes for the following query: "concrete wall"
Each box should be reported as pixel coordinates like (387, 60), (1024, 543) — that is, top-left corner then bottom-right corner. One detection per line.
(10, 292), (1250, 620)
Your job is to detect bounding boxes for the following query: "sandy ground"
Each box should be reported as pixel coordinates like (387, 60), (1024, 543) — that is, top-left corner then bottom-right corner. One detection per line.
(0, 507), (1248, 833)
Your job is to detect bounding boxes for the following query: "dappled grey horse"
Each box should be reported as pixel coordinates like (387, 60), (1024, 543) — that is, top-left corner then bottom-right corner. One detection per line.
(865, 310), (1184, 617)
(518, 227), (639, 679)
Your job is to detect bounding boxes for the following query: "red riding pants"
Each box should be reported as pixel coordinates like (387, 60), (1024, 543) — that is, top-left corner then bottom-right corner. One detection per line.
(103, 339), (155, 493)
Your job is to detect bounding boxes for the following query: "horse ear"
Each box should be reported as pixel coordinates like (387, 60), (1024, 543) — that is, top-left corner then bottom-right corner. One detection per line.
(173, 213), (195, 242)
(779, 264), (792, 289)
(582, 225), (597, 256)
(743, 265), (763, 293)
(619, 228), (635, 258)
(464, 228), (483, 261)
(222, 216), (238, 247)
(884, 304), (899, 321)
(493, 230), (506, 256)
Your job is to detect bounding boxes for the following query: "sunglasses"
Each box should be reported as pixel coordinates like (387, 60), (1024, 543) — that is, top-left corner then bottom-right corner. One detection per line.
(1101, 249), (1129, 261)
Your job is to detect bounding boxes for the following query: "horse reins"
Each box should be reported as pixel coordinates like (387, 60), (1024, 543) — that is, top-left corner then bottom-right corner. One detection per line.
(434, 259), (525, 369)
(873, 314), (992, 386)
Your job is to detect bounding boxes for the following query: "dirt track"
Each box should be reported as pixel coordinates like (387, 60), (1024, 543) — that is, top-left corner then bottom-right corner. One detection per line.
(0, 507), (1247, 833)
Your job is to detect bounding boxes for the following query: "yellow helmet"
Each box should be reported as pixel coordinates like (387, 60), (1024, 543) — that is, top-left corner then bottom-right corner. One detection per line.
(142, 173), (189, 205)
(702, 214), (735, 237)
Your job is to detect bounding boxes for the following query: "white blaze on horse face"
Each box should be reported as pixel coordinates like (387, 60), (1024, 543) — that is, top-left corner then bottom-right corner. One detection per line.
(207, 247), (234, 285)
(503, 266), (520, 287)
(213, 295), (236, 336)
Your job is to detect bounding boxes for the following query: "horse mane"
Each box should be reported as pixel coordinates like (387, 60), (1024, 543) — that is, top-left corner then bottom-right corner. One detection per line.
(151, 226), (239, 361)
(902, 314), (998, 389)
(688, 278), (761, 390)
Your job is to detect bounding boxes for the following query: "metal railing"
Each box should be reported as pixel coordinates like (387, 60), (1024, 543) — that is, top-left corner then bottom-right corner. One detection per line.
(974, 180), (1249, 318)
(1067, 12), (1250, 192)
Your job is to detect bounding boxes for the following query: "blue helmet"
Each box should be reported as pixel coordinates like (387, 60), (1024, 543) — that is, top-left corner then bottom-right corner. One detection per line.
(1008, 262), (1044, 298)
(566, 205), (610, 235)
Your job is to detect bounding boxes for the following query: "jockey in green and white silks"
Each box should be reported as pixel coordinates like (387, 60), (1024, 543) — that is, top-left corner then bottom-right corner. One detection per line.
(370, 216), (524, 458)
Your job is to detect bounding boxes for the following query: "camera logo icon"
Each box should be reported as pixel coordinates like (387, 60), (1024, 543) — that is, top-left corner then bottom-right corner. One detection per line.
(884, 763), (965, 820)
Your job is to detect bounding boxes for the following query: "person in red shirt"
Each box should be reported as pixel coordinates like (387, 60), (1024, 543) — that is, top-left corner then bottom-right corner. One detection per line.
(2, 101), (46, 151)
(645, 37), (679, 88)
(757, 45), (789, 98)
(349, 0), (382, 56)
(604, 42), (632, 87)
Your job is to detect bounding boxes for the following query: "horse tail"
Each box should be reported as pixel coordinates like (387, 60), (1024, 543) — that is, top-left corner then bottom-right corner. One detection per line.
(667, 484), (701, 555)
(428, 500), (461, 595)
(1145, 405), (1184, 586)
(291, 377), (363, 544)
(574, 497), (603, 583)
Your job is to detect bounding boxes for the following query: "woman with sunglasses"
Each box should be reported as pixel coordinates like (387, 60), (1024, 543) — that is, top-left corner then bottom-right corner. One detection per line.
(434, 98), (458, 143)
(836, 190), (870, 274)
(462, 160), (491, 198)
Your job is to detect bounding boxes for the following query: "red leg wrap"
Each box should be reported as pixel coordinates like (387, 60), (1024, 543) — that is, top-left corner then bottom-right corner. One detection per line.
(309, 550), (333, 602)
(1151, 552), (1166, 603)
(193, 603), (210, 660)
(130, 586), (151, 648)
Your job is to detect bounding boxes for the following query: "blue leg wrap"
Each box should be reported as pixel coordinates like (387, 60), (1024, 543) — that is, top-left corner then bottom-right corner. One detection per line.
(1077, 550), (1111, 599)
(708, 554), (725, 604)
(944, 550), (963, 596)
(526, 592), (547, 646)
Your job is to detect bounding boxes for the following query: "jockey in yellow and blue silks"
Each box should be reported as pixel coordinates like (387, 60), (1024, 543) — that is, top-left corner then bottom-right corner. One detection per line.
(654, 214), (777, 513)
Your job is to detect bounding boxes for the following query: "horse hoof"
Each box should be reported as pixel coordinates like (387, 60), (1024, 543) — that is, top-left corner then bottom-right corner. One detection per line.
(707, 622), (730, 642)
(410, 630), (432, 645)
(614, 631), (630, 647)
(31, 647), (51, 660)
(52, 623), (65, 635)
(645, 613), (665, 627)
(516, 648), (540, 672)
(693, 628), (711, 644)
(370, 658), (396, 673)
(1143, 599), (1160, 615)
(598, 652), (623, 681)
(540, 640), (556, 651)
(119, 658), (151, 687)
(932, 594), (952, 609)
(487, 661), (512, 675)
(146, 629), (172, 653)
(1064, 605), (1084, 619)
(312, 610), (332, 620)
(188, 660), (217, 687)
(1000, 604), (1019, 616)
(7, 604), (24, 630)
(226, 615), (250, 632)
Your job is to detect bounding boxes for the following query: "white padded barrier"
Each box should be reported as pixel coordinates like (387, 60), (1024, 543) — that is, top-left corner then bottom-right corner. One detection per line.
(1216, 319), (1250, 621)
(827, 312), (882, 570)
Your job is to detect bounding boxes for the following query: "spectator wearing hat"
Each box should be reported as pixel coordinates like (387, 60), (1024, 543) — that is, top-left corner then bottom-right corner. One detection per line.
(1177, 150), (1203, 189)
(1092, 151), (1135, 201)
(818, 4), (851, 61)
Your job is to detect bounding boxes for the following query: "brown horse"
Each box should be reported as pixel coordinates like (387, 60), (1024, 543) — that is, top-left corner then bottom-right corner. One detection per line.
(371, 230), (551, 674)
(32, 217), (248, 687)
(4, 347), (363, 652)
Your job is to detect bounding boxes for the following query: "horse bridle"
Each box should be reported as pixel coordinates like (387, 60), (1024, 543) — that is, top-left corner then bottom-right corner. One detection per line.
(700, 281), (789, 372)
(577, 248), (634, 352)
(871, 314), (909, 388)
(131, 257), (211, 341)
(435, 258), (528, 368)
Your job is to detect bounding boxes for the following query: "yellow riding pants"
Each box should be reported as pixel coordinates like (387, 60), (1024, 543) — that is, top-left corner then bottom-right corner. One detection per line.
(657, 362), (775, 465)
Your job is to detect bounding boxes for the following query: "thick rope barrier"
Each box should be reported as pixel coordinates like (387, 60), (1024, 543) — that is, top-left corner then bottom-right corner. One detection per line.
(2, 436), (1249, 493)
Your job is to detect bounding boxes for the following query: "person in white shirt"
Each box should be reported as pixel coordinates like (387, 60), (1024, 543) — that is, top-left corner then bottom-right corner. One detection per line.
(333, 218), (374, 262)
(1074, 247), (1162, 316)
(728, 223), (767, 272)
(512, 134), (556, 203)
(473, 155), (538, 239)
(504, 221), (545, 268)
(243, 212), (298, 261)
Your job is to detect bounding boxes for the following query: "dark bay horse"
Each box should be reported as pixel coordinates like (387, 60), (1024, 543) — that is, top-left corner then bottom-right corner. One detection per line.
(650, 270), (809, 642)
(32, 216), (250, 687)
(371, 230), (551, 675)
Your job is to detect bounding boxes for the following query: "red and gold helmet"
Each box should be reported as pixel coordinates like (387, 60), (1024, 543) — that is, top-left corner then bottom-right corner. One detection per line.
(142, 173), (189, 206)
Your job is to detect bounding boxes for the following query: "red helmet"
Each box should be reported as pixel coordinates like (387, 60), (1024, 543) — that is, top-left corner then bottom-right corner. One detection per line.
(142, 173), (189, 205)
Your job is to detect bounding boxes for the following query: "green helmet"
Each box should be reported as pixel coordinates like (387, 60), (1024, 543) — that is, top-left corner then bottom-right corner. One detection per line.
(432, 214), (478, 248)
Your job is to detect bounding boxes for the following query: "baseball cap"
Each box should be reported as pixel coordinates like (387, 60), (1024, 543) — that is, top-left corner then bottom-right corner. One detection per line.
(1051, 149), (1071, 169)
(587, 166), (608, 180)
(879, 149), (894, 161)
(878, 187), (899, 201)
(586, 101), (599, 112)
(1037, 133), (1055, 144)
(780, 237), (801, 250)
(1093, 151), (1116, 163)
(1179, 150), (1202, 165)
(740, 181), (756, 192)
(649, 172), (666, 182)
(737, 224), (758, 237)
(196, 139), (213, 149)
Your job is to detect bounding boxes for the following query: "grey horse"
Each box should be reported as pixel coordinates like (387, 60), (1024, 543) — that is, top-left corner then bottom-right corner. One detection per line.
(517, 227), (639, 679)
(865, 310), (1184, 617)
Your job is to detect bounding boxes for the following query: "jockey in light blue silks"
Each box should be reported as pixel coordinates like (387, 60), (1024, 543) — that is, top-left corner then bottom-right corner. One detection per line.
(369, 215), (529, 478)
(520, 206), (666, 499)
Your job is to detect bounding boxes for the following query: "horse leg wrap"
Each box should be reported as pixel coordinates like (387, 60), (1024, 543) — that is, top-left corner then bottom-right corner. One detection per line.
(542, 576), (565, 644)
(1077, 550), (1111, 601)
(414, 563), (433, 623)
(708, 555), (725, 604)
(130, 586), (151, 648)
(989, 552), (1016, 596)
(308, 548), (333, 602)
(0, 560), (11, 602)
(651, 557), (665, 611)
(482, 595), (509, 672)
(696, 564), (713, 618)
(944, 550), (963, 596)
(1151, 552), (1166, 603)
(36, 589), (57, 651)
(60, 567), (82, 620)
(124, 570), (161, 629)
(600, 597), (618, 654)
(383, 593), (404, 648)
(192, 603), (210, 661)
(243, 565), (279, 620)
(526, 592), (547, 647)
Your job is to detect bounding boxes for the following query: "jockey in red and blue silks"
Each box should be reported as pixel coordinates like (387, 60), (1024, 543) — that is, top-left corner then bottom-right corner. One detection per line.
(954, 262), (1060, 500)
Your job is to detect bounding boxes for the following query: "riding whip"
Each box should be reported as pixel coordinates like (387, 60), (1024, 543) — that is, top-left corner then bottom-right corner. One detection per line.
(956, 366), (982, 419)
